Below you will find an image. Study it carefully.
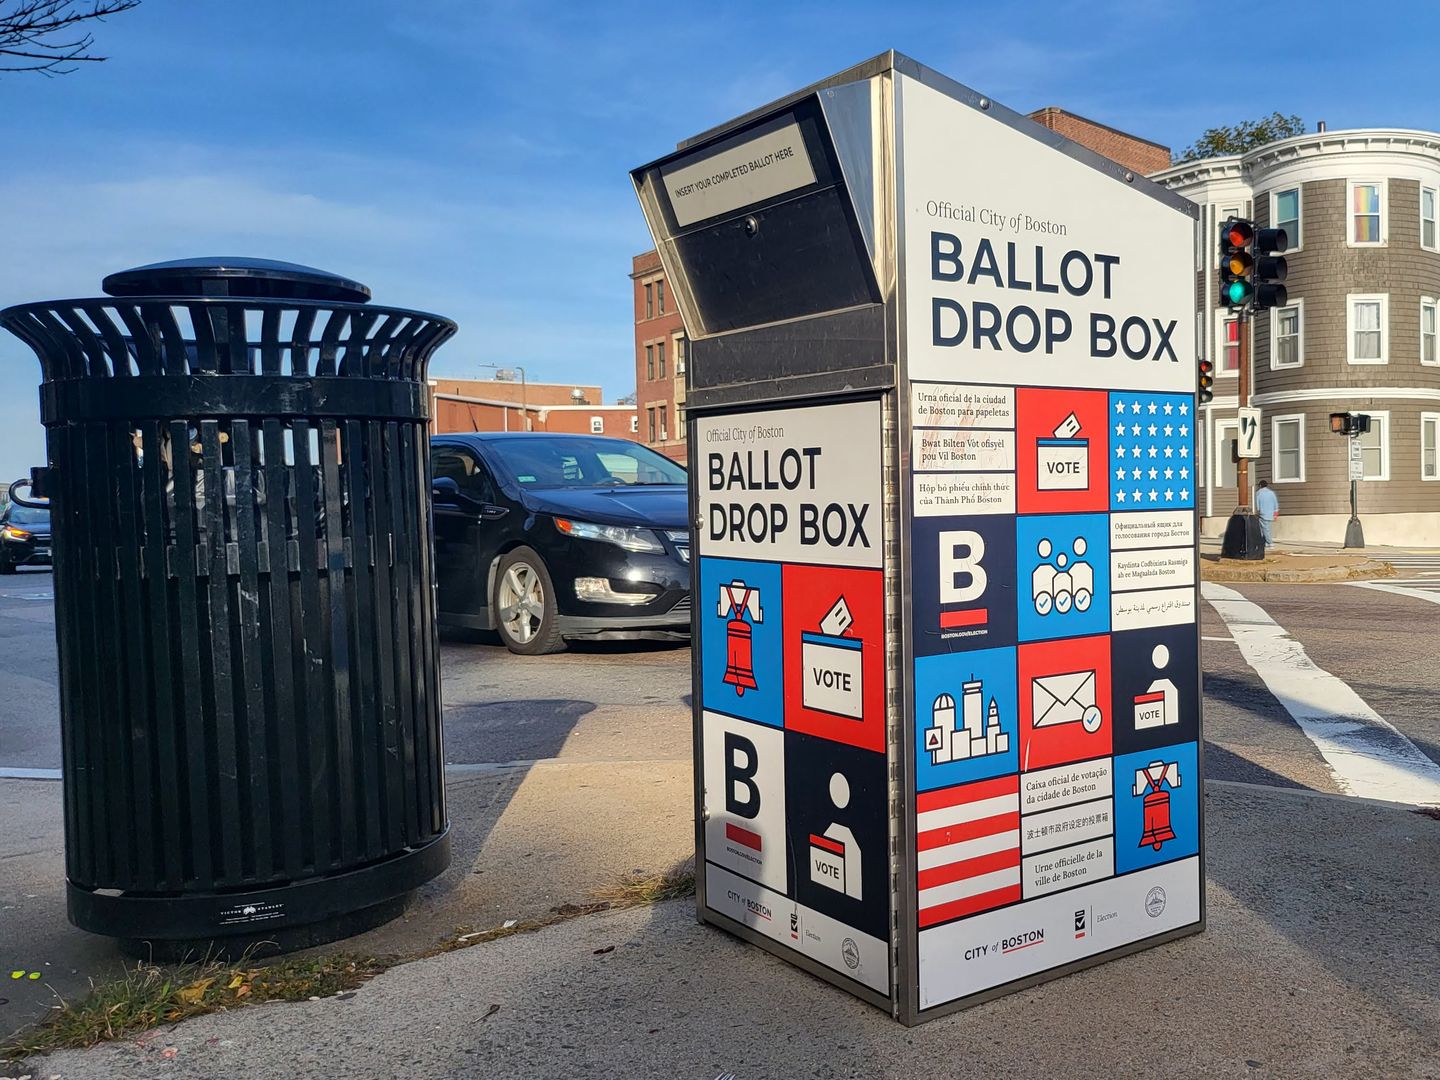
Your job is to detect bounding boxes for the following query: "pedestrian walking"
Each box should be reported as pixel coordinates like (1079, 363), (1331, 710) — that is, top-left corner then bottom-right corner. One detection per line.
(1255, 479), (1279, 548)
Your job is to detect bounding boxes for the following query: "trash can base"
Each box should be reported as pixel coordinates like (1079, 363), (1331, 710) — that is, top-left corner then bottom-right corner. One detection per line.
(68, 828), (450, 955)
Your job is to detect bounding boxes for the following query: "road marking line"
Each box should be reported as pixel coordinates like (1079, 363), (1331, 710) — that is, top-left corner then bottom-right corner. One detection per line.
(1346, 581), (1440, 606)
(0, 767), (61, 780)
(1201, 635), (1235, 643)
(1202, 581), (1440, 806)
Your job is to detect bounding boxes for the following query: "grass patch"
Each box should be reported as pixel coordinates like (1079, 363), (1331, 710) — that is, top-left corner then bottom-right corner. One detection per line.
(1, 863), (698, 1066)
(1, 953), (384, 1066)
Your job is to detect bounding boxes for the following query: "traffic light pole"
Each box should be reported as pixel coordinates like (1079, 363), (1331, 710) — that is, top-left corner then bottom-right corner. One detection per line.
(1236, 308), (1251, 509)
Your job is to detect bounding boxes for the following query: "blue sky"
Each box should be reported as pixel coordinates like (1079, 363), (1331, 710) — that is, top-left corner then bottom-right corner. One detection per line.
(2, 0), (1437, 477)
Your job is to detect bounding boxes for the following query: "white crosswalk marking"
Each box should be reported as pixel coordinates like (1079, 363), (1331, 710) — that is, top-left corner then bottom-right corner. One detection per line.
(1203, 581), (1440, 806)
(1373, 554), (1440, 591)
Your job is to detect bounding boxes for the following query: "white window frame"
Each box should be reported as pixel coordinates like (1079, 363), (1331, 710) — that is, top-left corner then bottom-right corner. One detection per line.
(1422, 297), (1438, 366)
(1272, 186), (1302, 252)
(1421, 412), (1440, 481)
(1347, 180), (1386, 247)
(1271, 298), (1304, 369)
(1354, 410), (1390, 482)
(1270, 414), (1306, 483)
(1347, 293), (1389, 365)
(1422, 187), (1438, 253)
(1214, 206), (1242, 268)
(1214, 309), (1241, 376)
(589, 416), (604, 434)
(673, 333), (686, 375)
(1214, 418), (1240, 489)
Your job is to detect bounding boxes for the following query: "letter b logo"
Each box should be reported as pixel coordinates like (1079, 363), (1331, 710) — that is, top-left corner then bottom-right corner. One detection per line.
(939, 530), (987, 603)
(725, 731), (761, 818)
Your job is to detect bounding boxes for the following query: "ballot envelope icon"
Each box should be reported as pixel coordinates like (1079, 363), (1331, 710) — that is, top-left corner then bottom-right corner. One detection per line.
(1031, 669), (1103, 733)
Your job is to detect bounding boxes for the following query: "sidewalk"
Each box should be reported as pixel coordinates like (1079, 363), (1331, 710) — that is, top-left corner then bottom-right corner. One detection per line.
(19, 781), (1440, 1080)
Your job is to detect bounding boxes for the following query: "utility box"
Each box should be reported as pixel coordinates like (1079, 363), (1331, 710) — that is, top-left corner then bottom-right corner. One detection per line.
(632, 52), (1203, 1023)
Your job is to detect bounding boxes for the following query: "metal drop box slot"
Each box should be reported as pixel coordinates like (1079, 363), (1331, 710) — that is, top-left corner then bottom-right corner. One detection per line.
(632, 51), (1204, 1024)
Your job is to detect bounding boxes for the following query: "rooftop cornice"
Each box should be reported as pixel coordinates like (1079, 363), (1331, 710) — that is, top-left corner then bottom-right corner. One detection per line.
(1149, 156), (1243, 187)
(1240, 129), (1440, 173)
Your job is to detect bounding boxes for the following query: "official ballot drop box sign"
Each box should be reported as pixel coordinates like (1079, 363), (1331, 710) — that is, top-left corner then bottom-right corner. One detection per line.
(632, 52), (1203, 1024)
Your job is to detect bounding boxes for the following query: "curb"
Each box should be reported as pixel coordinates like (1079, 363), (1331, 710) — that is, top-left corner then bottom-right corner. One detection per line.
(1200, 559), (1392, 584)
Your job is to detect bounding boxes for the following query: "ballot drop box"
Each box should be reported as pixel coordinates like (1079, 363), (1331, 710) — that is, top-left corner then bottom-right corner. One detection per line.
(632, 51), (1203, 1024)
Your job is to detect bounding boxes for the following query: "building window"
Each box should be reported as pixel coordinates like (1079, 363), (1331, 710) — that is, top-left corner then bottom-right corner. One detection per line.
(1423, 187), (1438, 251)
(1215, 206), (1241, 268)
(1347, 294), (1388, 364)
(1351, 412), (1388, 480)
(657, 339), (666, 379)
(1272, 302), (1303, 368)
(647, 407), (656, 443)
(644, 282), (654, 319)
(677, 404), (686, 430)
(590, 416), (604, 434)
(674, 334), (686, 374)
(1349, 181), (1384, 245)
(646, 344), (655, 380)
(1424, 298), (1437, 365)
(1423, 414), (1439, 480)
(657, 279), (665, 314)
(1271, 415), (1305, 482)
(630, 414), (638, 434)
(658, 405), (668, 442)
(1273, 187), (1300, 250)
(1217, 313), (1240, 373)
(1214, 419), (1239, 489)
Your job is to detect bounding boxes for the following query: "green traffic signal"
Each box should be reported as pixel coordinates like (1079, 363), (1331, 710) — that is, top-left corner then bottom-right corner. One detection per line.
(1225, 280), (1250, 305)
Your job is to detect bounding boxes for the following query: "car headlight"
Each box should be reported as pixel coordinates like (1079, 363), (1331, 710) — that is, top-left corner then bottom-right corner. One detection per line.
(1, 527), (31, 541)
(554, 518), (664, 553)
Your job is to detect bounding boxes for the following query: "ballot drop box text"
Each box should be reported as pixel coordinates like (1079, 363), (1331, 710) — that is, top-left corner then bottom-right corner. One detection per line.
(632, 51), (1203, 1024)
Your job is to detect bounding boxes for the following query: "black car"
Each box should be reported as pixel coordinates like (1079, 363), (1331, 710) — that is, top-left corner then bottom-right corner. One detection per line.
(431, 432), (690, 654)
(0, 501), (52, 573)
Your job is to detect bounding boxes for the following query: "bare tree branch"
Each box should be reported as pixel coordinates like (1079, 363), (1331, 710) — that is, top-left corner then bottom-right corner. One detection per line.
(0, 0), (141, 76)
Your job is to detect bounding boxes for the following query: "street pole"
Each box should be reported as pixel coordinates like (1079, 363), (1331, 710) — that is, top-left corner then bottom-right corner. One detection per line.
(1344, 437), (1365, 548)
(1236, 308), (1250, 509)
(519, 366), (528, 431)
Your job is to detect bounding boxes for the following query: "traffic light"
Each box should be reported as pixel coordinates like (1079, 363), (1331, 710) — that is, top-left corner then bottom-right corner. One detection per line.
(1218, 218), (1254, 309)
(1198, 358), (1214, 405)
(1252, 227), (1288, 309)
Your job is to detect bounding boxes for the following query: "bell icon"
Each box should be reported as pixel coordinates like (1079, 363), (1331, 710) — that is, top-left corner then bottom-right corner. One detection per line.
(1139, 788), (1176, 850)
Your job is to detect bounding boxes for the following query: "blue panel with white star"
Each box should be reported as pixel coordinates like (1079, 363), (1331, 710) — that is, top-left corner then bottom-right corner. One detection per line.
(1107, 392), (1195, 511)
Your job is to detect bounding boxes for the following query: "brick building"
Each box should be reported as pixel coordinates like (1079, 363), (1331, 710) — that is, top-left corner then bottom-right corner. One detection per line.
(429, 376), (638, 440)
(1153, 129), (1440, 545)
(630, 249), (687, 462)
(632, 106), (1169, 465)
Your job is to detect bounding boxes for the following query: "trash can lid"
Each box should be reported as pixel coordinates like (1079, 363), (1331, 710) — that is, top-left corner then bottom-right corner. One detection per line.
(102, 258), (371, 303)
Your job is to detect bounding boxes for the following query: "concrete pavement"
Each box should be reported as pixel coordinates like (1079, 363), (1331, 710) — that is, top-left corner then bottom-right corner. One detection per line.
(27, 781), (1440, 1080)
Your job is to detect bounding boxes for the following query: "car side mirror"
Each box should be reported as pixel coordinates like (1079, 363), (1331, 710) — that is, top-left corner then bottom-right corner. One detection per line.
(431, 476), (461, 505)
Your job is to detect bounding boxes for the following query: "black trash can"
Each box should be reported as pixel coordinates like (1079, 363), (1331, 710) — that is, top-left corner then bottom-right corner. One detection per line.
(0, 258), (455, 955)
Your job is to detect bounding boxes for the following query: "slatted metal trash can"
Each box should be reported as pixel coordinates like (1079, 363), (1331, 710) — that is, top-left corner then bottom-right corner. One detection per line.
(0, 258), (455, 955)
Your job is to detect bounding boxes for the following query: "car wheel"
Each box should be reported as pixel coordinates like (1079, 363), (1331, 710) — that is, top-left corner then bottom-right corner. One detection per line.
(493, 547), (565, 655)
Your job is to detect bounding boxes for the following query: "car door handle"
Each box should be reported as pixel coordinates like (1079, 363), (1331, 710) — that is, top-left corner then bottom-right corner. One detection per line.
(477, 504), (510, 520)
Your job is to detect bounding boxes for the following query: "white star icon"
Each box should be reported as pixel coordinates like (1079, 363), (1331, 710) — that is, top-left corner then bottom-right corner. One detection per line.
(1148, 424), (1158, 436)
(1148, 446), (1159, 458)
(1163, 446), (1174, 458)
(1115, 467), (1126, 480)
(1116, 488), (1127, 502)
(1180, 467), (1190, 479)
(1148, 402), (1158, 415)
(1180, 403), (1189, 415)
(1133, 446), (1143, 457)
(1115, 422), (1127, 436)
(1180, 487), (1190, 500)
(1180, 446), (1190, 458)
(1163, 424), (1174, 437)
(1132, 424), (1142, 436)
(1164, 488), (1175, 501)
(1115, 400), (1127, 414)
(1164, 467), (1175, 479)
(1132, 488), (1143, 502)
(1179, 425), (1189, 437)
(1148, 467), (1158, 480)
(1163, 402), (1174, 415)
(1132, 402), (1142, 414)
(1116, 445), (1127, 458)
(1148, 488), (1159, 501)
(1132, 468), (1142, 480)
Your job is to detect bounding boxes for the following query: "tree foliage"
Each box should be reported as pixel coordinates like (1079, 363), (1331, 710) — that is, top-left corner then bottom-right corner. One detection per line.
(1173, 113), (1307, 165)
(1, 0), (140, 76)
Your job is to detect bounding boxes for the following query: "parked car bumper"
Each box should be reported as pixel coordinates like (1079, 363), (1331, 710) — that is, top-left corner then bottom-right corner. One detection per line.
(1, 537), (52, 567)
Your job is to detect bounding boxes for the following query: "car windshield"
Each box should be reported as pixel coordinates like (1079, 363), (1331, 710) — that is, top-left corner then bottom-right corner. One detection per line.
(6, 505), (49, 525)
(485, 436), (687, 489)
